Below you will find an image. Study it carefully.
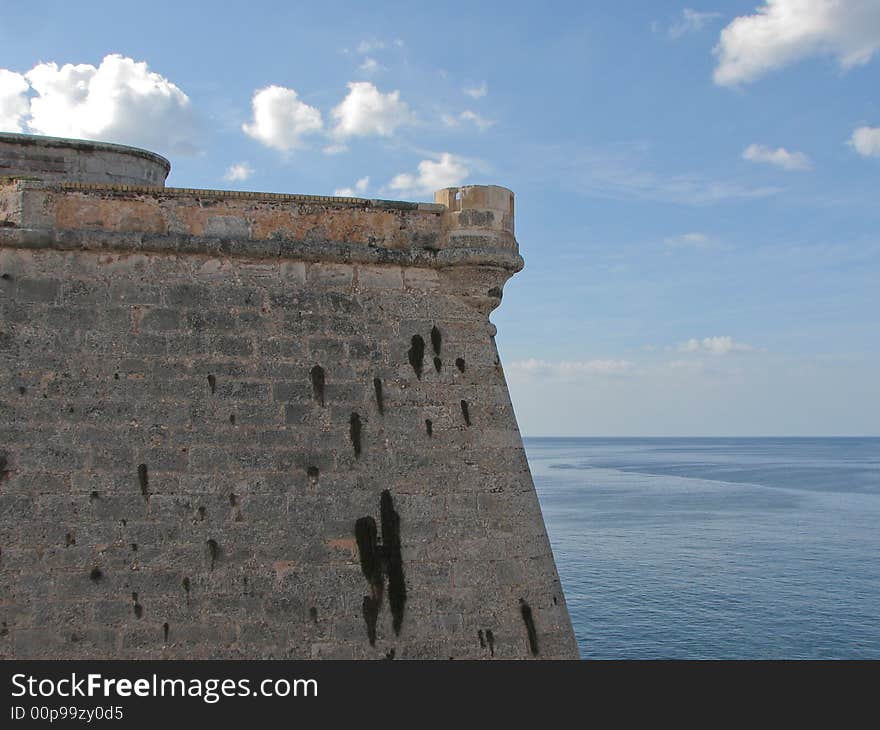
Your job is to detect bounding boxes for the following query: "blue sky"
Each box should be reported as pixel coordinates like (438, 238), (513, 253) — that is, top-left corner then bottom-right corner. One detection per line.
(1, 0), (878, 435)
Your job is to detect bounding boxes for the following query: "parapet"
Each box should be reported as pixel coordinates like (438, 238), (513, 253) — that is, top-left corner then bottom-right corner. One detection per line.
(0, 180), (522, 278)
(0, 133), (170, 187)
(0, 135), (518, 274)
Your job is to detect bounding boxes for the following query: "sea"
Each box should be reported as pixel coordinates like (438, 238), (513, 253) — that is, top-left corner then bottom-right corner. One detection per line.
(525, 437), (880, 659)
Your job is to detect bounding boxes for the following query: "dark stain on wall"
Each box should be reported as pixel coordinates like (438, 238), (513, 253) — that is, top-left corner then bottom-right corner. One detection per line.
(310, 365), (325, 406)
(353, 490), (408, 644)
(460, 400), (471, 426)
(349, 413), (362, 458)
(373, 377), (384, 415)
(478, 629), (486, 648)
(455, 357), (466, 373)
(137, 463), (149, 501)
(433, 356), (442, 373)
(486, 629), (495, 656)
(354, 517), (382, 593)
(431, 325), (442, 356)
(425, 419), (433, 437)
(380, 490), (406, 635)
(206, 539), (219, 571)
(362, 596), (380, 646)
(408, 335), (425, 379)
(163, 622), (170, 643)
(182, 577), (190, 594)
(0, 453), (8, 482)
(309, 607), (318, 624)
(519, 599), (538, 656)
(207, 374), (216, 394)
(307, 466), (319, 484)
(132, 592), (143, 619)
(89, 567), (102, 582)
(355, 515), (383, 648)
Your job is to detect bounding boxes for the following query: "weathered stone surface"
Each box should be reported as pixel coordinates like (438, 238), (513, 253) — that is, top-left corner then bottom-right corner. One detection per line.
(0, 134), (578, 659)
(0, 133), (169, 187)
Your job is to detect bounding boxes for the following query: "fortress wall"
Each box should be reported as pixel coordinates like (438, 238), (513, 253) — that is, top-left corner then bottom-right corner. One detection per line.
(0, 168), (578, 659)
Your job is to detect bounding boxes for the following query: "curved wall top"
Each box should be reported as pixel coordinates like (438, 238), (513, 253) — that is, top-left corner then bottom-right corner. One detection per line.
(0, 133), (170, 187)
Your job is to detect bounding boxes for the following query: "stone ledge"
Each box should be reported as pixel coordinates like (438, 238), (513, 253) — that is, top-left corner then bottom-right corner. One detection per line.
(0, 227), (524, 272)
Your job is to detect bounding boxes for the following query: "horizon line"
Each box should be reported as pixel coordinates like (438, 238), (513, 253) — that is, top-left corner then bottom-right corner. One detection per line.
(520, 434), (880, 439)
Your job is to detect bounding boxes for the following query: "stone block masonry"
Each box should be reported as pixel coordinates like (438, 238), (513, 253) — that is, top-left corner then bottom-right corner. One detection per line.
(0, 133), (578, 659)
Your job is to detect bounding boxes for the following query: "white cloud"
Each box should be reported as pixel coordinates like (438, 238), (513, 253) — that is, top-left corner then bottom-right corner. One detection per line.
(442, 110), (495, 131)
(550, 143), (785, 205)
(343, 39), (403, 55)
(334, 176), (370, 197)
(387, 153), (469, 198)
(509, 359), (634, 377)
(560, 147), (783, 205)
(322, 143), (348, 155)
(464, 81), (488, 99)
(742, 143), (812, 170)
(714, 0), (880, 86)
(678, 336), (754, 355)
(460, 110), (495, 131)
(223, 162), (254, 182)
(848, 125), (880, 156)
(358, 57), (383, 74)
(242, 85), (323, 152)
(664, 232), (718, 250)
(331, 81), (414, 139)
(0, 69), (29, 132)
(668, 8), (723, 39)
(2, 54), (198, 154)
(357, 39), (387, 54)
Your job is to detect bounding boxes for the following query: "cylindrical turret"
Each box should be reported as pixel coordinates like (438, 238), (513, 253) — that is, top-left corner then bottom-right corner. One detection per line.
(435, 184), (514, 235)
(0, 132), (170, 186)
(433, 185), (521, 316)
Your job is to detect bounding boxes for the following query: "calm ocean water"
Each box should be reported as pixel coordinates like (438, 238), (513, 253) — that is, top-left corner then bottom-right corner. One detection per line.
(525, 437), (880, 659)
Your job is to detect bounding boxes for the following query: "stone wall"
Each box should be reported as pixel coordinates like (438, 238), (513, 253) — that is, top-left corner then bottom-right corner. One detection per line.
(0, 133), (169, 187)
(0, 142), (578, 659)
